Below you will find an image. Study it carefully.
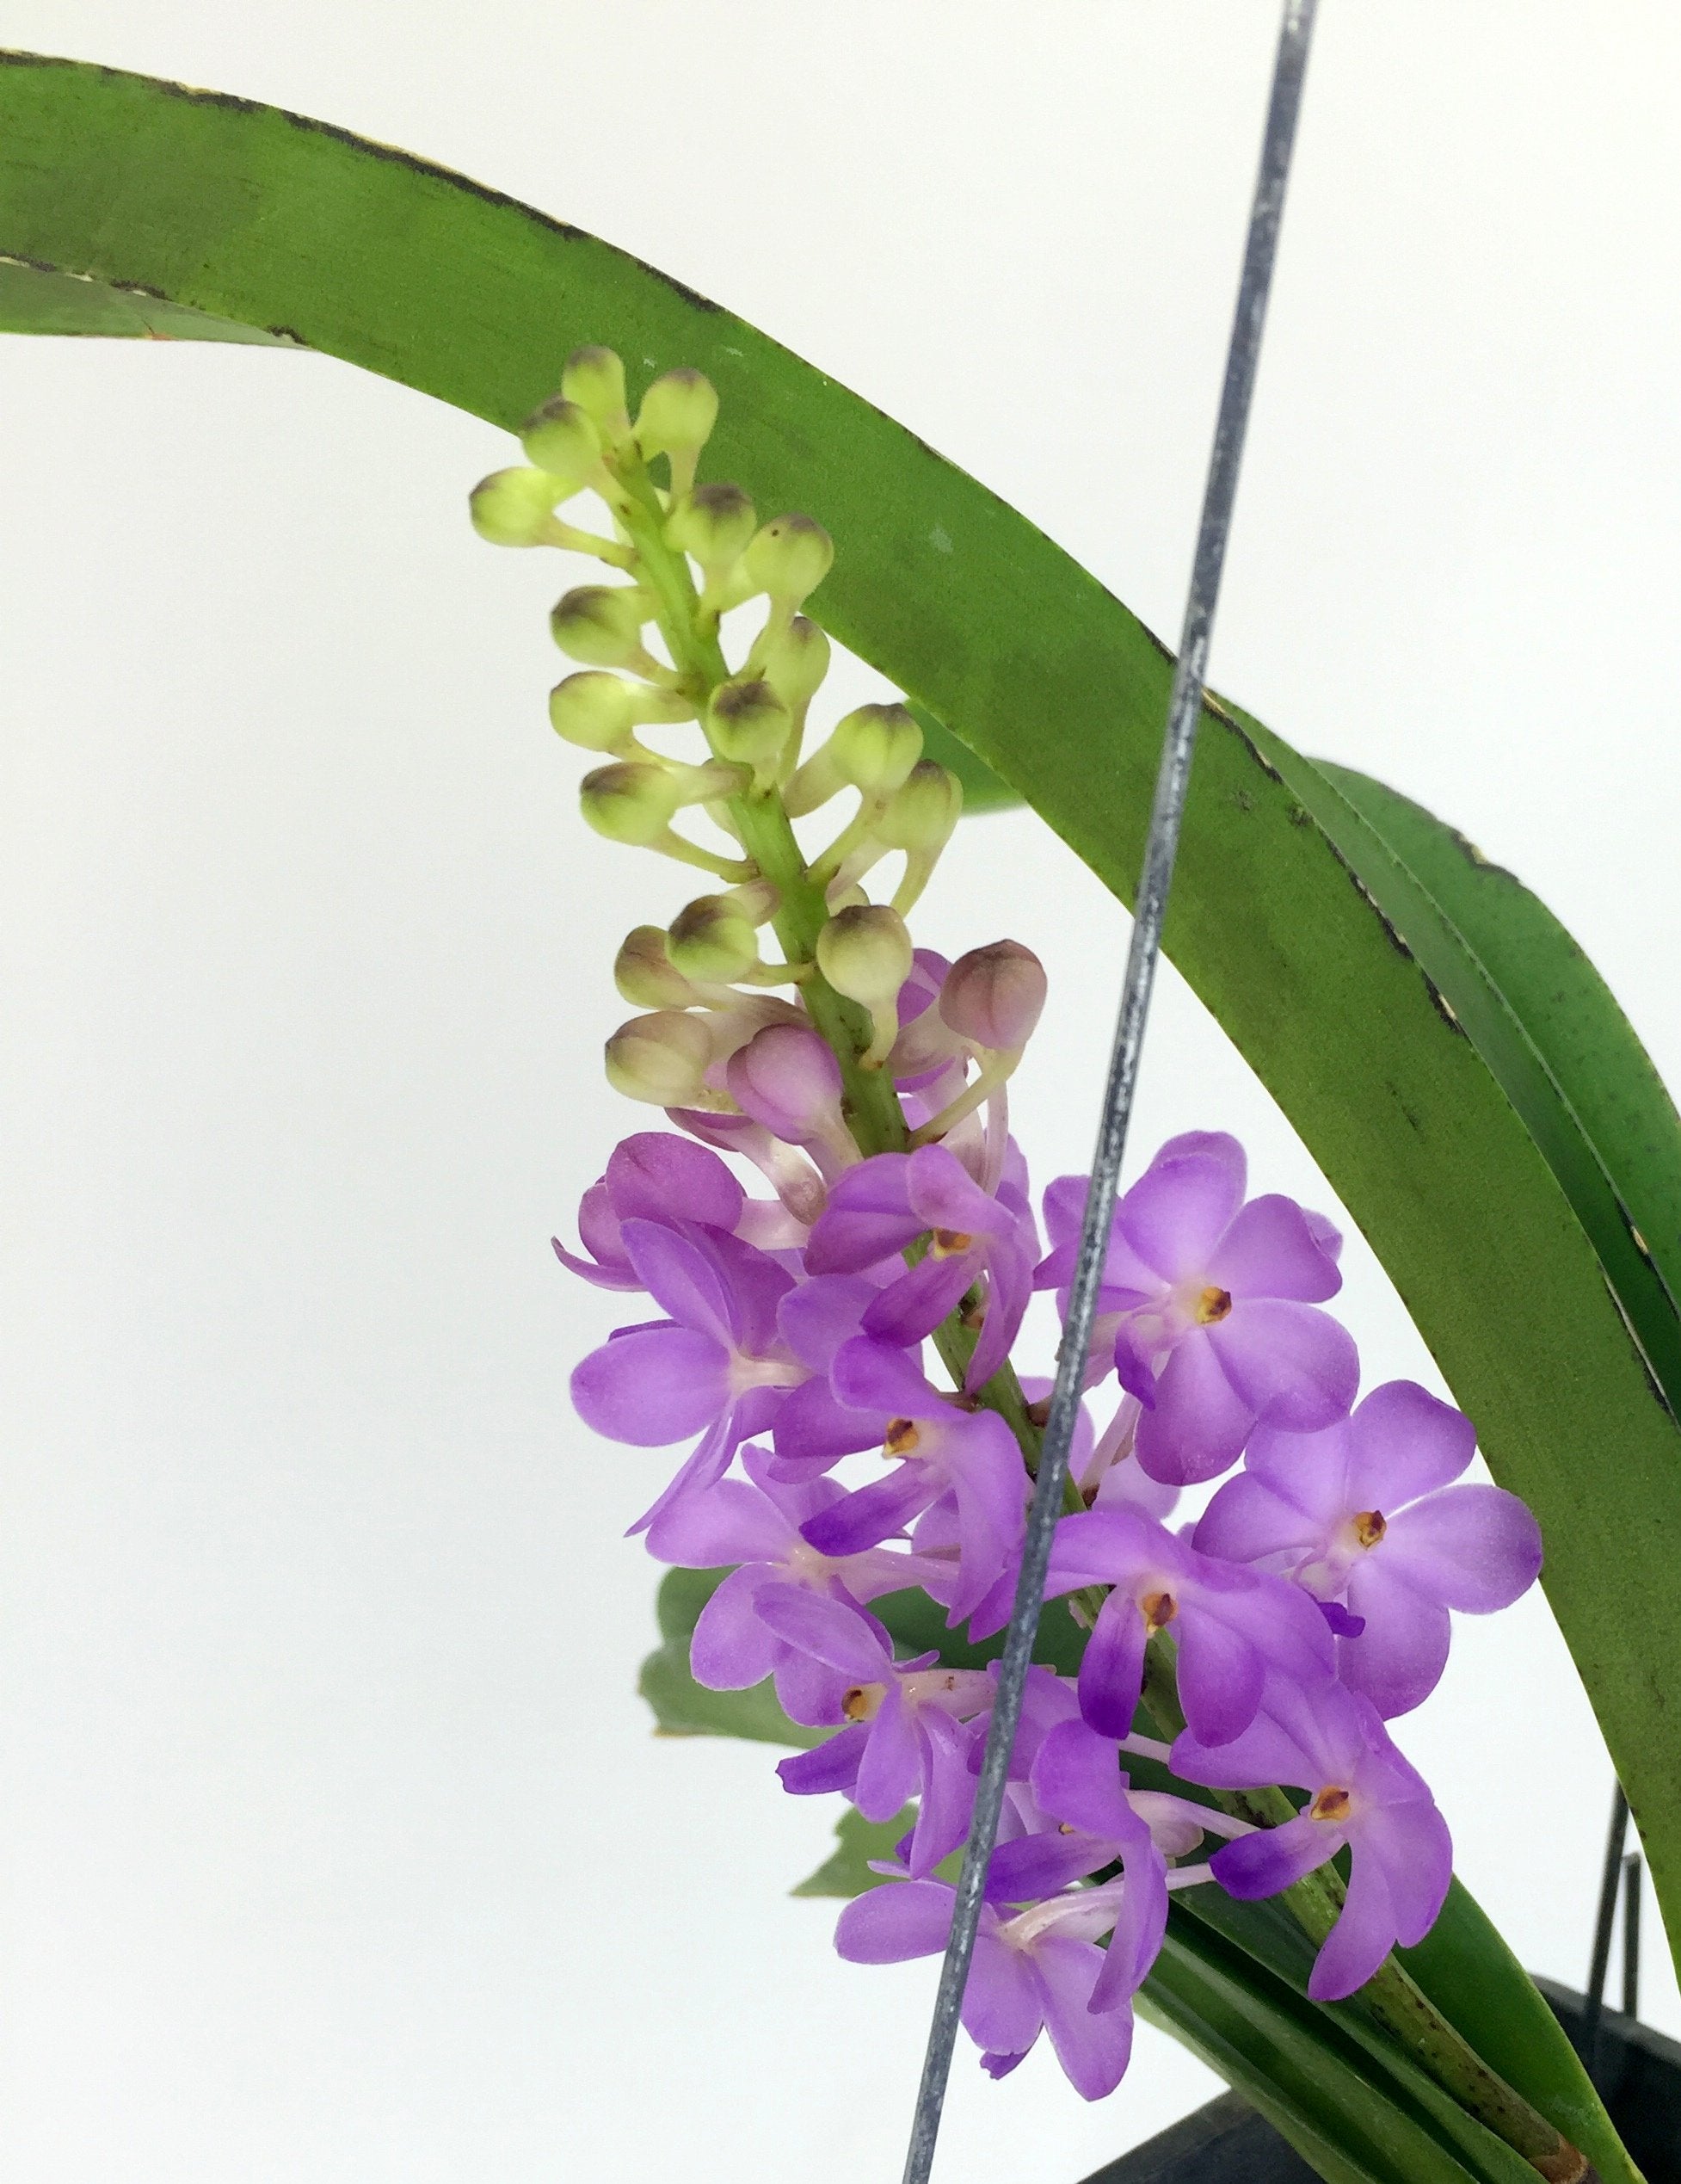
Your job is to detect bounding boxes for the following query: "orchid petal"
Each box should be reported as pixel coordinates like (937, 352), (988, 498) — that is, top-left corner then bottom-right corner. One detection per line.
(1118, 1147), (1246, 1284)
(1193, 1473), (1327, 1564)
(1307, 1849), (1400, 2002)
(1134, 1331), (1256, 1484)
(1210, 1813), (1334, 1900)
(570, 1323), (727, 1446)
(1345, 1380), (1476, 1508)
(1034, 1938), (1132, 2099)
(1205, 1299), (1358, 1431)
(834, 1878), (954, 1964)
(607, 1132), (744, 1230)
(1174, 1613), (1266, 1747)
(1076, 1595), (1148, 1741)
(1206, 1193), (1343, 1302)
(1379, 1485), (1543, 1613)
(689, 1567), (783, 1690)
(1342, 1559), (1453, 1717)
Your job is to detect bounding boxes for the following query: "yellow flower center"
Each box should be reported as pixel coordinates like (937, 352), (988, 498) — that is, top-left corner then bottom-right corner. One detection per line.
(842, 1683), (884, 1723)
(931, 1228), (974, 1257)
(1309, 1785), (1352, 1824)
(884, 1417), (921, 1458)
(1352, 1508), (1387, 1550)
(1195, 1285), (1233, 1325)
(1140, 1589), (1179, 1633)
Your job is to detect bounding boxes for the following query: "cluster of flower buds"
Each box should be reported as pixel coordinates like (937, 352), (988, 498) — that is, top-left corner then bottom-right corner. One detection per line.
(475, 354), (1545, 2104)
(471, 343), (975, 1151)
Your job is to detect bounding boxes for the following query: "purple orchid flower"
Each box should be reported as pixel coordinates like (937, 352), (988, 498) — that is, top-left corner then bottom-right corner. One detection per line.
(1036, 1132), (1358, 1484)
(805, 1144), (1038, 1390)
(1194, 1380), (1543, 1717)
(1173, 1677), (1453, 2001)
(569, 1218), (808, 1544)
(649, 1447), (931, 1724)
(552, 1131), (747, 1290)
(834, 1840), (1146, 2100)
(1044, 1505), (1335, 1746)
(793, 1336), (1028, 1626)
(767, 1591), (989, 1875)
(1024, 1717), (1176, 2009)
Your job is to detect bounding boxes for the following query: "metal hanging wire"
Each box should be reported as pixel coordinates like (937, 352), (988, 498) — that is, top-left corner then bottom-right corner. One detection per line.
(897, 6), (1320, 2179)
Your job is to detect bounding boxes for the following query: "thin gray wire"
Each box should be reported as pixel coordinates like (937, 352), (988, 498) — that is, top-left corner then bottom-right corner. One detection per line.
(898, 8), (1319, 2179)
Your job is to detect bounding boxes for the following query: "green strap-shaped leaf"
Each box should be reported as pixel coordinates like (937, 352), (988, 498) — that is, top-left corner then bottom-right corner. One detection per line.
(1144, 1917), (1536, 2184)
(0, 40), (1674, 2119)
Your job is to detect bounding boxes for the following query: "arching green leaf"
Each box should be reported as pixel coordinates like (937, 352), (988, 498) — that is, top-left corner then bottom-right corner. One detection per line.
(0, 59), (1674, 2174)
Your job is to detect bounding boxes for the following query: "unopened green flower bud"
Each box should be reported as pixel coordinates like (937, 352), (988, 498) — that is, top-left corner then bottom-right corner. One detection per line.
(876, 760), (964, 916)
(667, 482), (758, 583)
(785, 701), (923, 817)
(549, 671), (641, 754)
(707, 677), (791, 773)
(604, 1009), (714, 1106)
(831, 704), (922, 793)
(615, 925), (700, 1009)
(551, 585), (650, 668)
(667, 894), (761, 984)
(636, 369), (720, 498)
(876, 760), (963, 849)
(469, 467), (575, 547)
(758, 615), (832, 713)
(816, 904), (914, 1067)
(549, 671), (693, 752)
(579, 762), (684, 846)
(517, 396), (600, 483)
(561, 345), (631, 440)
(744, 513), (834, 610)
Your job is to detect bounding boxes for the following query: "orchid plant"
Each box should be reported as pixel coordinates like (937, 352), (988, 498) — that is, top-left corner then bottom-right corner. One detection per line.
(3, 47), (1679, 2184)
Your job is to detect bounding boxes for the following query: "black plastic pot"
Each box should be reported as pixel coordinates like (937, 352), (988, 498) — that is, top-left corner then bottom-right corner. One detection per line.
(1078, 1983), (1681, 2183)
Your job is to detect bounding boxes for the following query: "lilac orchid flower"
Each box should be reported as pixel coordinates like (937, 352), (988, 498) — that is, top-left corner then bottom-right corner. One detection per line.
(1173, 1677), (1454, 2000)
(834, 1839), (1145, 2100)
(805, 1143), (1038, 1390)
(569, 1218), (807, 1540)
(1037, 1132), (1358, 1484)
(552, 1131), (747, 1290)
(651, 1447), (930, 1724)
(767, 1591), (989, 1875)
(794, 1336), (1028, 1626)
(1194, 1380), (1543, 1717)
(1044, 1505), (1335, 1746)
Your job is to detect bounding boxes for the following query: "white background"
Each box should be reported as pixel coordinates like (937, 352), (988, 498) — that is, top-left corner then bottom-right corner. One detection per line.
(1, 4), (1678, 2180)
